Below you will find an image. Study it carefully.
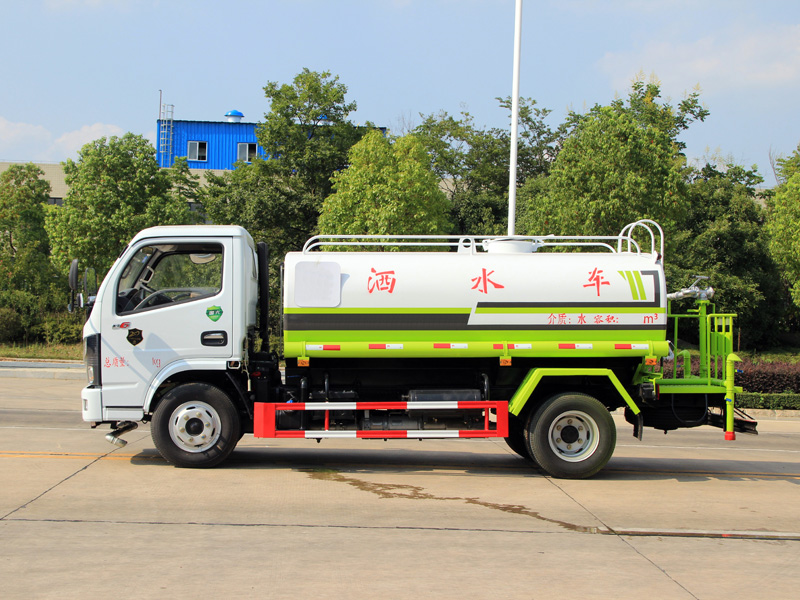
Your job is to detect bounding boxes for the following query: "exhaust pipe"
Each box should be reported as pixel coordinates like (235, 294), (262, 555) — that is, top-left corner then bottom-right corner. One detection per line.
(105, 421), (138, 447)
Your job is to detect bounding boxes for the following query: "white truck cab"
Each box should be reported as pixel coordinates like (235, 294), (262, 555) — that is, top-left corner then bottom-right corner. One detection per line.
(81, 226), (258, 425)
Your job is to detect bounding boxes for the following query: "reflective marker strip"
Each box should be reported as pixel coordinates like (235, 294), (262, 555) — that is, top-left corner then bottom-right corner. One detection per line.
(254, 400), (509, 439)
(300, 430), (465, 439)
(434, 343), (468, 349)
(368, 344), (404, 350)
(615, 344), (650, 350)
(510, 343), (532, 350)
(493, 344), (504, 350)
(305, 345), (340, 351)
(558, 344), (594, 350)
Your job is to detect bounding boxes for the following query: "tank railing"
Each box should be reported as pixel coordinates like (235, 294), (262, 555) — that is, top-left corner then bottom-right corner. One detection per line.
(302, 227), (659, 255)
(617, 220), (664, 259)
(533, 241), (621, 253)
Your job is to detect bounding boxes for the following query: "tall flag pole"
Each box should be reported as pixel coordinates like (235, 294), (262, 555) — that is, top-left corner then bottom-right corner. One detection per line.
(507, 0), (523, 236)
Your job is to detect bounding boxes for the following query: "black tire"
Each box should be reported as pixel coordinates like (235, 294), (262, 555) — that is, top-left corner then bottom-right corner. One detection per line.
(151, 382), (241, 468)
(505, 414), (532, 460)
(525, 392), (615, 479)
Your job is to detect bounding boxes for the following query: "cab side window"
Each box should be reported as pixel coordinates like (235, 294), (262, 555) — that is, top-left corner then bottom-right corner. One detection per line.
(116, 243), (223, 314)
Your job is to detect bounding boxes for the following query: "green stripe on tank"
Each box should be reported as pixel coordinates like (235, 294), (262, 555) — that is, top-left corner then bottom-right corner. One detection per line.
(634, 271), (647, 300)
(619, 270), (640, 300)
(285, 307), (471, 314)
(284, 338), (670, 359)
(285, 328), (665, 343)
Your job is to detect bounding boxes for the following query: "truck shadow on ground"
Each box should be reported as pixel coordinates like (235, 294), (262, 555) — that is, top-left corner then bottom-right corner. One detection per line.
(128, 445), (800, 483)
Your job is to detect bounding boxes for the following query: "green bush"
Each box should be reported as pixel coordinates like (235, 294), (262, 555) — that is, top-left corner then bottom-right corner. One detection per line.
(41, 312), (83, 345)
(735, 361), (800, 394)
(736, 393), (800, 411)
(0, 307), (23, 342)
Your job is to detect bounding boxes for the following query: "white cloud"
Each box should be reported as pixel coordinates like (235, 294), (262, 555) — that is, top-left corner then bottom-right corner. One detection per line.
(0, 117), (53, 162)
(0, 117), (124, 162)
(49, 123), (125, 161)
(598, 23), (800, 96)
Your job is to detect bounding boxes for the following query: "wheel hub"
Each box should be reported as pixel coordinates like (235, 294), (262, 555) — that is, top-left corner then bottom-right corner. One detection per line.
(548, 411), (600, 462)
(168, 402), (222, 453)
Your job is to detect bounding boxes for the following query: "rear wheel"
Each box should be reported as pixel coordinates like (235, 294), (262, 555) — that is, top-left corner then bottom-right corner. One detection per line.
(525, 392), (615, 479)
(151, 382), (241, 468)
(505, 414), (532, 460)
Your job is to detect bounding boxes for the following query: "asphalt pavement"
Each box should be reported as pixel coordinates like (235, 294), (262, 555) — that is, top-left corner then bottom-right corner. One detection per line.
(1, 369), (799, 599)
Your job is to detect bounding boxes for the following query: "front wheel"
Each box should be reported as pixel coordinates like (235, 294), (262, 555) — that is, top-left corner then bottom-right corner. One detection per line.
(525, 393), (616, 479)
(151, 383), (241, 468)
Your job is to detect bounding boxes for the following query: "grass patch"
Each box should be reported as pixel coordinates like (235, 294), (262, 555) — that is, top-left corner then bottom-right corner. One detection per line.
(738, 347), (800, 364)
(0, 342), (82, 361)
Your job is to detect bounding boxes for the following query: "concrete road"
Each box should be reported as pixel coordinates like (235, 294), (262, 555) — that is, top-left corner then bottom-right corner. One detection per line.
(1, 376), (799, 599)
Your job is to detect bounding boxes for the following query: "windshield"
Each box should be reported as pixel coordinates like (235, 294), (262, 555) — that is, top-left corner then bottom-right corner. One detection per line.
(118, 246), (155, 291)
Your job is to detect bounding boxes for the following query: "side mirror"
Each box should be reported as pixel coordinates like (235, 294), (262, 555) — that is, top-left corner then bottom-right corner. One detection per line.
(69, 259), (79, 291)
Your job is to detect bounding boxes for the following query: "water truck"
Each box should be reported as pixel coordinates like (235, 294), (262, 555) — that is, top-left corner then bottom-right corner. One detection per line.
(71, 220), (757, 479)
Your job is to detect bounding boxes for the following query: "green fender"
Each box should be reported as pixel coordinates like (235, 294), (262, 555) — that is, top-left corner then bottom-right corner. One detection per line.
(507, 368), (641, 416)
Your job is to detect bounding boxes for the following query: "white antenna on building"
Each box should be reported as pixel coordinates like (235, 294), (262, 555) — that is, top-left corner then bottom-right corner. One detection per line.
(507, 0), (523, 236)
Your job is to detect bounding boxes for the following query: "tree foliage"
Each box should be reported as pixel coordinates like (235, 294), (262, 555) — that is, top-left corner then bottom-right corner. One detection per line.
(257, 68), (364, 202)
(669, 164), (785, 346)
(767, 161), (800, 310)
(203, 159), (316, 258)
(414, 98), (560, 235)
(45, 133), (195, 277)
(0, 164), (80, 342)
(318, 131), (450, 238)
(0, 164), (52, 292)
(206, 69), (367, 257)
(517, 80), (707, 238)
(774, 142), (800, 185)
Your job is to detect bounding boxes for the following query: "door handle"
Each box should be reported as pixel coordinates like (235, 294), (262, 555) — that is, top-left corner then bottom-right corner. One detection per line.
(201, 331), (228, 346)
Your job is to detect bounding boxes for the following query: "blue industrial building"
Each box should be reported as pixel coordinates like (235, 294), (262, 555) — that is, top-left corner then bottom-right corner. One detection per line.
(156, 108), (264, 170)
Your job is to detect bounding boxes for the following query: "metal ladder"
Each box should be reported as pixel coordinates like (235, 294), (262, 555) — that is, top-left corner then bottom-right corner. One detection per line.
(158, 104), (174, 168)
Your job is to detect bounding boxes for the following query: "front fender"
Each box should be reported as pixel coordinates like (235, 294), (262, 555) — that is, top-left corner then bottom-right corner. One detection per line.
(144, 359), (229, 414)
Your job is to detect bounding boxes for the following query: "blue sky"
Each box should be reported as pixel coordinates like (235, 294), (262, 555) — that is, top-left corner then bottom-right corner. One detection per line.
(1, 0), (799, 185)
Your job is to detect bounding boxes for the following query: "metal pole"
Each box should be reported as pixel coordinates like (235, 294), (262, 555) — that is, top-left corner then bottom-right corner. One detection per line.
(507, 0), (523, 236)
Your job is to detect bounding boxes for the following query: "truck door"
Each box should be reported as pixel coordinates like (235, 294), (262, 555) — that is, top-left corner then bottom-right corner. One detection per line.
(99, 237), (233, 420)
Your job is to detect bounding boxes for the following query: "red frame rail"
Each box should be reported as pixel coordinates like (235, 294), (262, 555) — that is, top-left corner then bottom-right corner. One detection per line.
(254, 400), (509, 439)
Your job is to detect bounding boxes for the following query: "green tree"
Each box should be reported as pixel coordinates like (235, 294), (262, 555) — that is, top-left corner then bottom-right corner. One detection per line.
(415, 97), (560, 235)
(205, 69), (366, 259)
(0, 164), (79, 343)
(767, 168), (800, 310)
(0, 164), (52, 292)
(203, 159), (315, 257)
(670, 164), (785, 347)
(257, 68), (364, 203)
(517, 80), (707, 237)
(45, 133), (194, 277)
(318, 131), (451, 238)
(774, 142), (800, 184)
